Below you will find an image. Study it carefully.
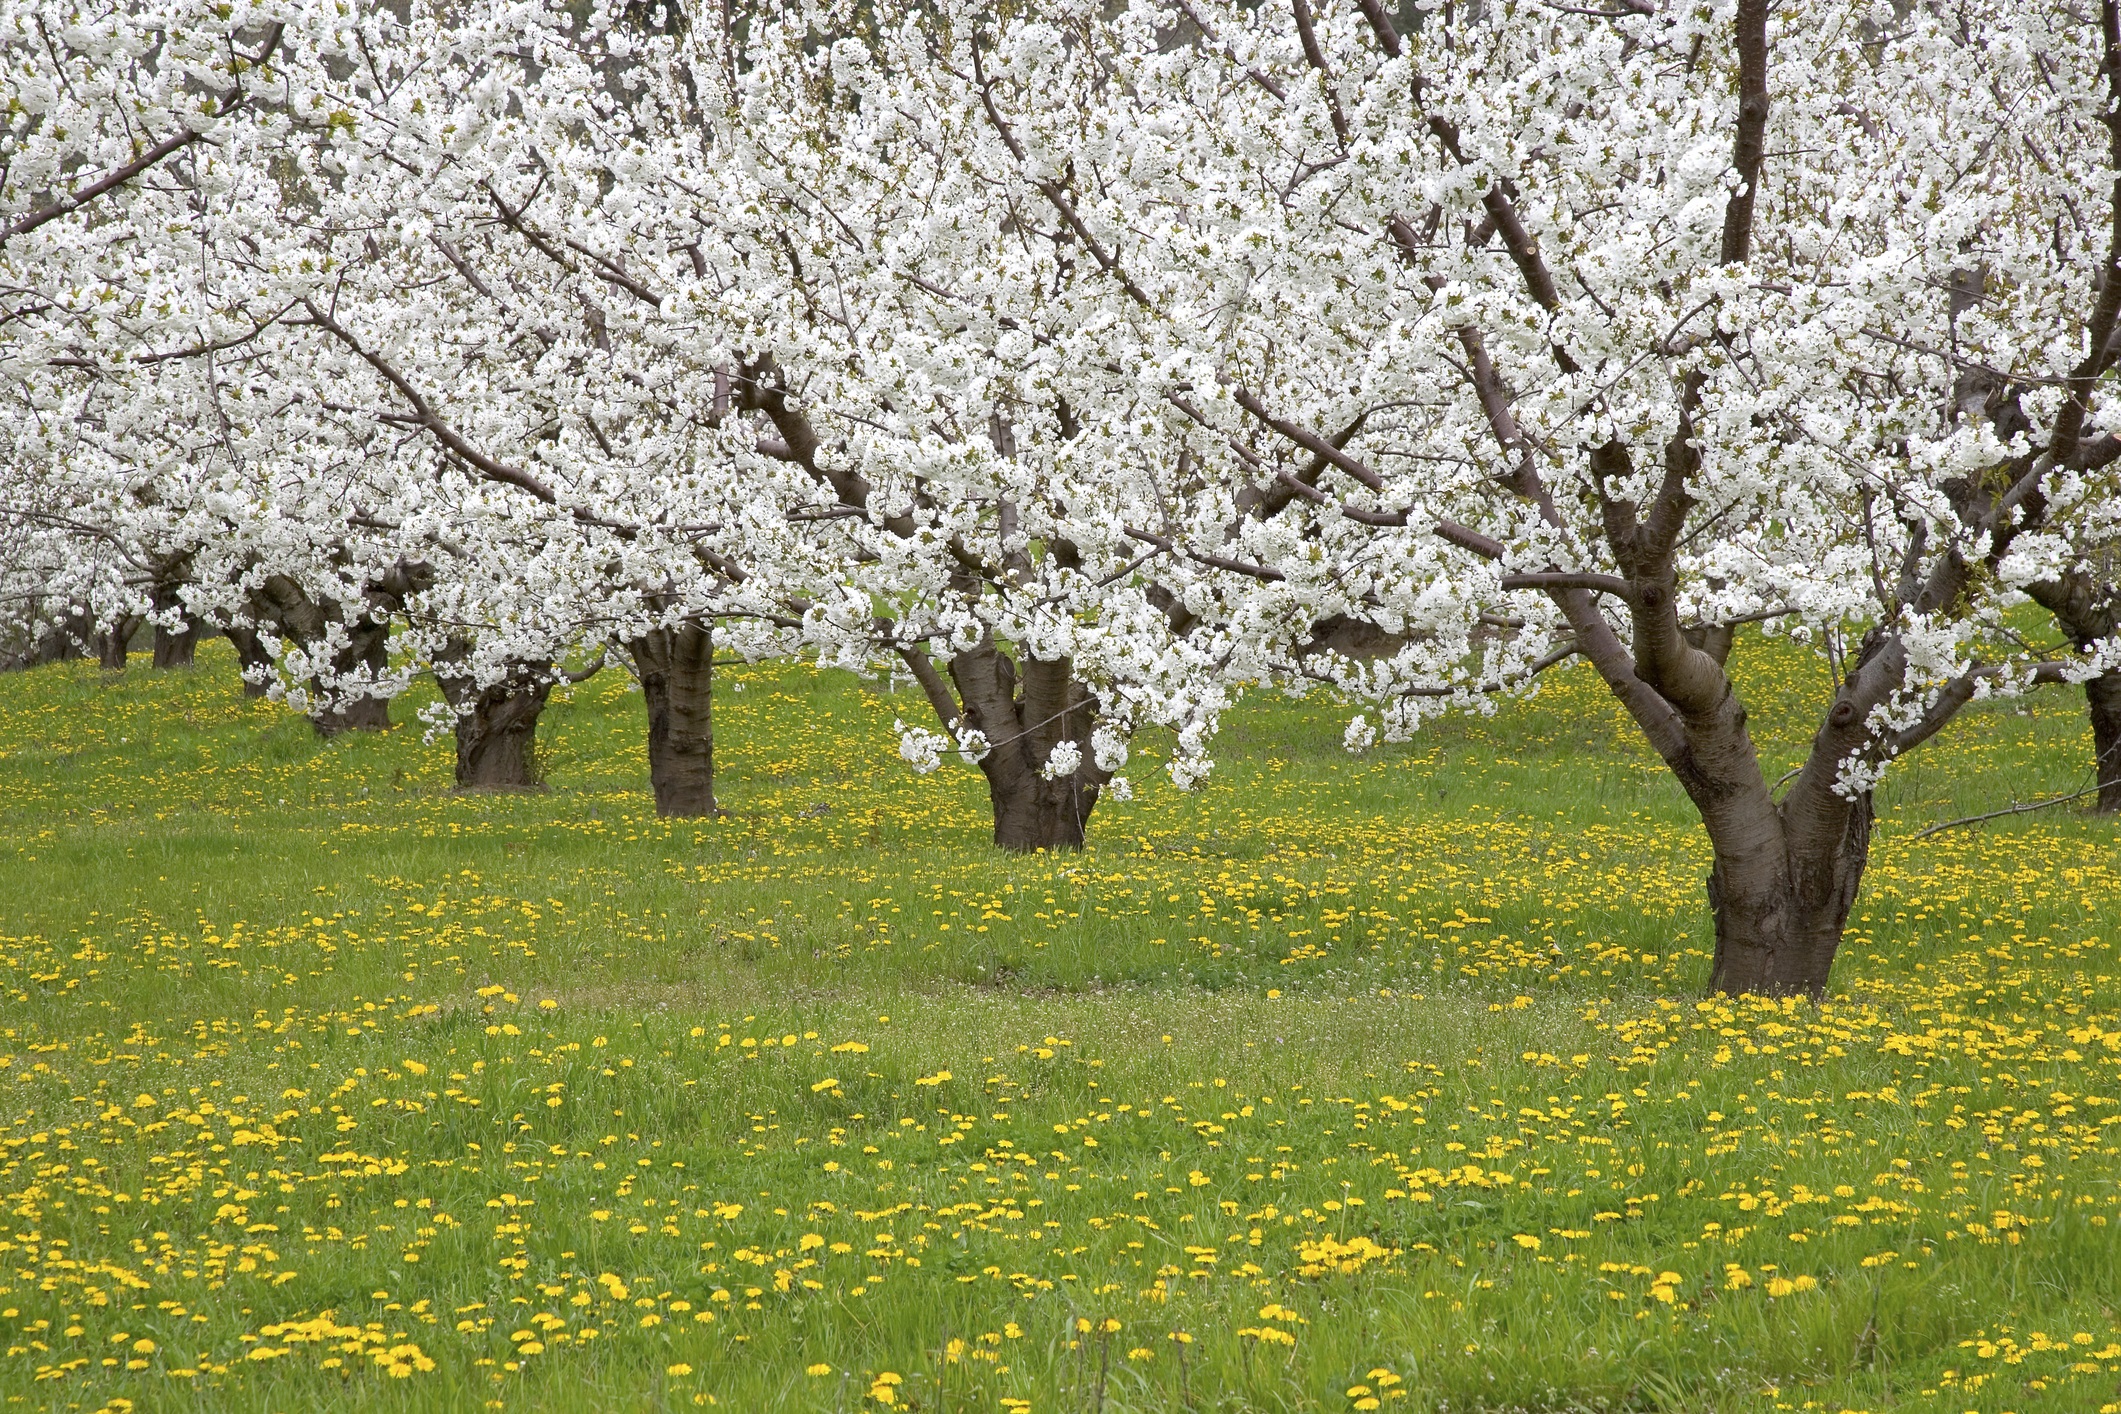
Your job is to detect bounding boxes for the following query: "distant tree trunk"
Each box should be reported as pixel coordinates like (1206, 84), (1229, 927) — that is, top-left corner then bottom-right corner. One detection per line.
(224, 626), (274, 697)
(954, 644), (1108, 851)
(436, 646), (553, 790)
(1, 604), (88, 671)
(251, 564), (430, 736)
(96, 614), (144, 671)
(312, 615), (393, 737)
(2025, 574), (2120, 814)
(152, 620), (201, 668)
(2088, 669), (2121, 815)
(150, 565), (200, 668)
(896, 636), (1113, 852)
(39, 613), (91, 666)
(628, 621), (717, 816)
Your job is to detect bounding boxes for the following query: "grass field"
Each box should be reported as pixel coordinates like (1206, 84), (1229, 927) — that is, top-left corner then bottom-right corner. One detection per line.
(1, 637), (2118, 1414)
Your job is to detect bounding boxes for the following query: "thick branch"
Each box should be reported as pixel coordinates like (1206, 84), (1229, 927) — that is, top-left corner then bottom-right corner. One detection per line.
(1232, 388), (1386, 490)
(1720, 0), (1771, 265)
(3, 129), (203, 245)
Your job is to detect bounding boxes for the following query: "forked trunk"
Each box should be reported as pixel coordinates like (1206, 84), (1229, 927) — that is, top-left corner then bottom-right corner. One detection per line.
(96, 615), (143, 671)
(2089, 670), (2121, 814)
(151, 577), (200, 668)
(312, 618), (392, 738)
(225, 626), (274, 697)
(247, 563), (427, 735)
(629, 621), (717, 817)
(153, 620), (201, 668)
(1704, 794), (1874, 998)
(947, 643), (1108, 852)
(1562, 577), (1885, 1000)
(438, 656), (552, 791)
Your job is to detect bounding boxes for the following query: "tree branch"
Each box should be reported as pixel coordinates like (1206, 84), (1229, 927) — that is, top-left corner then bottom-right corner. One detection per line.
(1720, 0), (1771, 265)
(1123, 527), (1287, 582)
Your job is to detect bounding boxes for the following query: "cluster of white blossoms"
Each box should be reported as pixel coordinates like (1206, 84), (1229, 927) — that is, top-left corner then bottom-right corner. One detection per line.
(6, 0), (2121, 979)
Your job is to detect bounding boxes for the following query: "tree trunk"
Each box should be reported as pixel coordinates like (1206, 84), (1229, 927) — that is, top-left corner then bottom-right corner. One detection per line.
(2023, 575), (2119, 813)
(1553, 570), (1893, 1000)
(437, 650), (553, 791)
(2089, 670), (2121, 814)
(946, 642), (1109, 852)
(150, 570), (200, 668)
(628, 621), (717, 817)
(152, 619), (201, 668)
(225, 626), (275, 697)
(1703, 792), (1873, 999)
(38, 614), (90, 666)
(312, 617), (393, 737)
(250, 563), (430, 737)
(96, 614), (143, 671)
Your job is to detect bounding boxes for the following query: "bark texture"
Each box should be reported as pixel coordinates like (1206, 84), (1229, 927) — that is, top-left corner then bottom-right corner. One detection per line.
(628, 621), (717, 817)
(152, 620), (201, 668)
(2088, 669), (2121, 814)
(2024, 573), (2121, 814)
(312, 616), (392, 736)
(224, 626), (275, 697)
(437, 647), (552, 791)
(150, 565), (200, 668)
(249, 563), (429, 735)
(951, 645), (1107, 851)
(96, 614), (144, 671)
(894, 637), (1111, 852)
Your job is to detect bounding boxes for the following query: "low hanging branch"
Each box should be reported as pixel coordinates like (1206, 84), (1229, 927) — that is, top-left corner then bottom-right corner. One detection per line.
(1911, 783), (2109, 840)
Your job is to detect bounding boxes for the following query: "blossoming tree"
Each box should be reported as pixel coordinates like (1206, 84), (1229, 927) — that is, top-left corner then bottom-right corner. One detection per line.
(839, 0), (2121, 992)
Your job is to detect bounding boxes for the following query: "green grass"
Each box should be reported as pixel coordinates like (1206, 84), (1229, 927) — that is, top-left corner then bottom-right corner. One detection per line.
(0, 636), (2118, 1413)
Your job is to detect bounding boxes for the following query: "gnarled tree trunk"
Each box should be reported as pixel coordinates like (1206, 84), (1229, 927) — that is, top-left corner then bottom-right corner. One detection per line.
(437, 647), (553, 791)
(251, 564), (429, 736)
(150, 565), (200, 668)
(951, 644), (1107, 851)
(2025, 573), (2120, 814)
(2088, 670), (2121, 815)
(96, 614), (143, 671)
(152, 619), (201, 668)
(1571, 598), (1878, 999)
(896, 636), (1112, 852)
(312, 615), (392, 736)
(628, 621), (717, 817)
(224, 626), (275, 697)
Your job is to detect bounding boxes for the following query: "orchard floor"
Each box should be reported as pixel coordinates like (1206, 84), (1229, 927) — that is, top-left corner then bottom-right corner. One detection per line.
(1, 639), (2118, 1414)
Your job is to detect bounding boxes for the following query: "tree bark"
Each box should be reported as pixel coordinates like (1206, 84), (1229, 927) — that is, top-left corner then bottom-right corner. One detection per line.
(224, 626), (275, 697)
(312, 615), (393, 737)
(2088, 669), (2121, 814)
(152, 620), (201, 668)
(96, 614), (143, 671)
(249, 564), (429, 735)
(934, 641), (1110, 852)
(150, 566), (200, 668)
(1701, 783), (1873, 999)
(2024, 573), (2120, 813)
(628, 621), (717, 817)
(437, 648), (552, 791)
